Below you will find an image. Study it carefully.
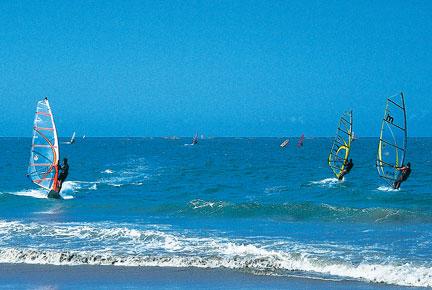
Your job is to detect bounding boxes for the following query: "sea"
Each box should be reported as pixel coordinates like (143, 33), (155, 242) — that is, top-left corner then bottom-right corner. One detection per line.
(0, 137), (431, 289)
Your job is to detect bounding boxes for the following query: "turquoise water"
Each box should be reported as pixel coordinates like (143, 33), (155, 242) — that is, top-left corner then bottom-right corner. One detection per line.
(0, 137), (431, 288)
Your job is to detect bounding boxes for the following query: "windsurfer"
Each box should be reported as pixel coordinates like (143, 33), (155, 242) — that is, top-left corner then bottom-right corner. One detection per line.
(393, 162), (411, 189)
(57, 158), (69, 192)
(338, 158), (353, 180)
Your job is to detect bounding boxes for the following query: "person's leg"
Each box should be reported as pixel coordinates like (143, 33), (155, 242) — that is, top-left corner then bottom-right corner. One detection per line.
(393, 181), (400, 189)
(57, 174), (65, 192)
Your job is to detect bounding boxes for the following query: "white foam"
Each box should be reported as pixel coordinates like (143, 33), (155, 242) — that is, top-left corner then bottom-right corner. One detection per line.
(377, 186), (399, 192)
(7, 189), (47, 199)
(60, 181), (79, 192)
(0, 220), (431, 287)
(310, 178), (342, 187)
(190, 199), (225, 209)
(97, 161), (149, 186)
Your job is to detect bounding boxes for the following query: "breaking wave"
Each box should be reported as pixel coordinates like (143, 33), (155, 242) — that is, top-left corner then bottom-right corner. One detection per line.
(0, 220), (431, 287)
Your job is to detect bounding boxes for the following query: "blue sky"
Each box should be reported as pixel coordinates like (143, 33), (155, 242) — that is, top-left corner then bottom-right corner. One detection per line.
(0, 0), (431, 137)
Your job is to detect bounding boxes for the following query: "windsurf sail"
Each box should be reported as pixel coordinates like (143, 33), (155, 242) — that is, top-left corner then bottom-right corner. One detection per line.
(376, 92), (407, 185)
(328, 111), (353, 179)
(28, 98), (60, 192)
(192, 133), (198, 145)
(70, 132), (76, 144)
(297, 134), (305, 147)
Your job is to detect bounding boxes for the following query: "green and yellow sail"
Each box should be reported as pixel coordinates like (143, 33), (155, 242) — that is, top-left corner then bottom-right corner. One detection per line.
(328, 111), (353, 179)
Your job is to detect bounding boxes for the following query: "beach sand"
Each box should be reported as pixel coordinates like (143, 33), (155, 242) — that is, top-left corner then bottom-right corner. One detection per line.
(0, 263), (418, 289)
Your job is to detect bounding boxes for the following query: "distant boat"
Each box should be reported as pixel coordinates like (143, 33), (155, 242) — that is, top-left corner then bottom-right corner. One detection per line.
(82, 135), (86, 139)
(27, 97), (62, 199)
(297, 134), (305, 147)
(376, 92), (407, 188)
(70, 132), (76, 144)
(280, 139), (289, 148)
(63, 132), (76, 145)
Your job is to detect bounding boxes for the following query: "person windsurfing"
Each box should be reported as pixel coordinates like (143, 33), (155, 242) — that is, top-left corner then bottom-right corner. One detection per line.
(192, 133), (198, 145)
(393, 162), (411, 189)
(338, 158), (353, 180)
(57, 158), (69, 192)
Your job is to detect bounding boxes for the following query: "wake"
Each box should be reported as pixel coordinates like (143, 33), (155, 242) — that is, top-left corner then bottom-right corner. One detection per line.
(310, 177), (342, 187)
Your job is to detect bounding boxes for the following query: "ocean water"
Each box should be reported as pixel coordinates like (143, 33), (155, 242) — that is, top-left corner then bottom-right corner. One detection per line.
(0, 137), (431, 288)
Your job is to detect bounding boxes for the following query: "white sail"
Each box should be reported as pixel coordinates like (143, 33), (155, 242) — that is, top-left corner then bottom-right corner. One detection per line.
(376, 93), (407, 184)
(28, 98), (59, 192)
(70, 131), (76, 144)
(328, 111), (353, 179)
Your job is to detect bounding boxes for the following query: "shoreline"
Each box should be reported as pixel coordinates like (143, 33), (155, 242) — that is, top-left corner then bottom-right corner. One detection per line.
(0, 263), (418, 289)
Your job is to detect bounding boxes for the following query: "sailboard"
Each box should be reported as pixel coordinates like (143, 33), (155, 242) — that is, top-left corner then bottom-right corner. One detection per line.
(27, 97), (61, 199)
(297, 134), (305, 147)
(280, 139), (289, 148)
(376, 92), (407, 186)
(328, 111), (353, 179)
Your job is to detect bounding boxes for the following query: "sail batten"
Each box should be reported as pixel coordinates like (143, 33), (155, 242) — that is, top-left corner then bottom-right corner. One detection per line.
(376, 93), (407, 185)
(28, 98), (59, 192)
(328, 111), (353, 179)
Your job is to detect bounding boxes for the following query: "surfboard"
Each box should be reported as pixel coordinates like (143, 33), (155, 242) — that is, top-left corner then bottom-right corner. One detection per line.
(328, 110), (353, 179)
(48, 190), (62, 199)
(27, 97), (61, 199)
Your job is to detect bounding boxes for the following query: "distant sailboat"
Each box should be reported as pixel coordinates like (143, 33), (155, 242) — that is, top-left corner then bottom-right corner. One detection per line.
(70, 132), (76, 144)
(280, 139), (289, 148)
(297, 134), (305, 147)
(27, 97), (62, 199)
(63, 132), (76, 145)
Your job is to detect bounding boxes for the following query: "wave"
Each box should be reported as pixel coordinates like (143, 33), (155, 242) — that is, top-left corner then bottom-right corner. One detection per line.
(183, 199), (430, 223)
(7, 189), (48, 199)
(0, 220), (430, 287)
(5, 181), (81, 200)
(97, 159), (150, 187)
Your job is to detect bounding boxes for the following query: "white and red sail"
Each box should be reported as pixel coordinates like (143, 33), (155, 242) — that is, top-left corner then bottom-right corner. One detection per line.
(28, 98), (60, 192)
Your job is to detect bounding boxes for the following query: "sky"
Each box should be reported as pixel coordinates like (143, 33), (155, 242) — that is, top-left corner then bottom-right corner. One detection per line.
(0, 0), (431, 137)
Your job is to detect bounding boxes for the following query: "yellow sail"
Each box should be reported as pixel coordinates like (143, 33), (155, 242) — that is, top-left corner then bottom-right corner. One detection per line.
(328, 111), (353, 179)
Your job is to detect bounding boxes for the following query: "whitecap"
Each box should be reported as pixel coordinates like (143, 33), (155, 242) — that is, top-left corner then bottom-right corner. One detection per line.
(377, 186), (399, 192)
(7, 189), (47, 199)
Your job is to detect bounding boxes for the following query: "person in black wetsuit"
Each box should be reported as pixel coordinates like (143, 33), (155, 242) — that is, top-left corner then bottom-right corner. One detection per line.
(338, 158), (353, 180)
(57, 158), (69, 192)
(393, 162), (411, 189)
